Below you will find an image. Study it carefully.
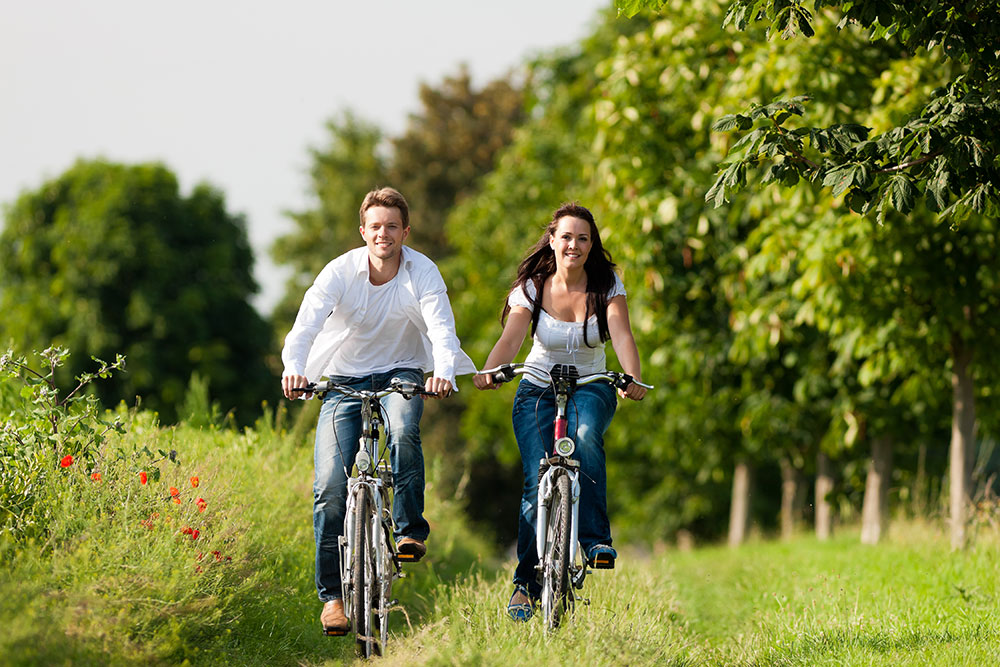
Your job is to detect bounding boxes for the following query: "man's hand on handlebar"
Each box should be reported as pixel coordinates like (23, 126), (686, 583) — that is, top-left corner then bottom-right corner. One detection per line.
(282, 374), (312, 400)
(424, 376), (453, 400)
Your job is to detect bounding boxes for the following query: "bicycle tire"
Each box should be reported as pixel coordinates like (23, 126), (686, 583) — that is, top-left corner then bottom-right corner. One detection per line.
(541, 470), (572, 630)
(351, 488), (378, 658)
(375, 513), (394, 652)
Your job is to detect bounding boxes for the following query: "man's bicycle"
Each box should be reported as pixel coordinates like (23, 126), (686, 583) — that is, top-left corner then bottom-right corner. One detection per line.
(477, 363), (652, 630)
(293, 378), (435, 658)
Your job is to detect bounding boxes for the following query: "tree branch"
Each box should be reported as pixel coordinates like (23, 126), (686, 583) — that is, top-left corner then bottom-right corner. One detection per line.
(876, 150), (944, 175)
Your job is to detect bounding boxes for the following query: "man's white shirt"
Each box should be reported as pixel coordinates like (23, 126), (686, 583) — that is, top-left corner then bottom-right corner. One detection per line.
(281, 245), (476, 389)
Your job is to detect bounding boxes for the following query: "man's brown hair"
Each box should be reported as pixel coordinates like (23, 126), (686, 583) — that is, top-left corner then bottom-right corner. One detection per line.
(359, 187), (410, 228)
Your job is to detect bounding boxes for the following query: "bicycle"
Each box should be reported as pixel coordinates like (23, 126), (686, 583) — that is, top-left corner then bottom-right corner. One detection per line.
(477, 362), (652, 630)
(292, 377), (436, 658)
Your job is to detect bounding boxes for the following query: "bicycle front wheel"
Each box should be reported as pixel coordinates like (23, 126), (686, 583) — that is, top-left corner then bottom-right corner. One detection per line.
(540, 470), (572, 630)
(351, 487), (379, 658)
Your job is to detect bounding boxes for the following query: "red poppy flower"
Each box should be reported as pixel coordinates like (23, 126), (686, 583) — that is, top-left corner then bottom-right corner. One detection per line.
(191, 529), (200, 540)
(90, 472), (102, 482)
(139, 471), (148, 485)
(60, 455), (73, 468)
(196, 498), (207, 512)
(190, 476), (200, 488)
(169, 486), (180, 497)
(173, 497), (182, 504)
(182, 525), (193, 535)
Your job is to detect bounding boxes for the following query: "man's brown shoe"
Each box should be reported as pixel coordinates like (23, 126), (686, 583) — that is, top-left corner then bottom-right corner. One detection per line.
(321, 599), (350, 636)
(396, 537), (427, 562)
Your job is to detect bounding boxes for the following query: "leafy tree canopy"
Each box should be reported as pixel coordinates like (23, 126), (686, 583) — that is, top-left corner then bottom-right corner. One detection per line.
(0, 159), (277, 423)
(619, 0), (1000, 222)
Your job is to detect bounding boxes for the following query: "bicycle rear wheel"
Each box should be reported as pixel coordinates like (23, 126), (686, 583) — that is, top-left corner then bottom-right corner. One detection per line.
(540, 470), (572, 630)
(351, 487), (379, 657)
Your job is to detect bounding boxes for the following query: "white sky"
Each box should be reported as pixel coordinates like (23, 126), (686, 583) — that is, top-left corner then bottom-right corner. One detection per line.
(1, 0), (611, 313)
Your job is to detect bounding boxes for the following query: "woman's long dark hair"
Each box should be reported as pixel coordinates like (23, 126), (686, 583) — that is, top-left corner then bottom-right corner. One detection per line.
(501, 202), (618, 347)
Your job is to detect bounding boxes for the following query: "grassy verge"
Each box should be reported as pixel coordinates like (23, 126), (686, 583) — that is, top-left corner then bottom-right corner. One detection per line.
(4, 404), (1000, 666)
(0, 407), (496, 666)
(380, 527), (1000, 666)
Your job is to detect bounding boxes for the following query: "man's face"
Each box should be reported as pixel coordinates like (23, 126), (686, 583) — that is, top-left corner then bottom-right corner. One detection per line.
(360, 205), (409, 261)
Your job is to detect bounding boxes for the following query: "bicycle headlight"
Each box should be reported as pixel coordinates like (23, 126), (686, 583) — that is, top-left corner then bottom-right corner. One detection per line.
(554, 437), (575, 457)
(354, 449), (372, 473)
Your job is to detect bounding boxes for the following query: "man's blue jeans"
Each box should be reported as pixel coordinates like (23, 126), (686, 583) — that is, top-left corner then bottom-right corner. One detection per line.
(312, 367), (430, 602)
(510, 379), (617, 597)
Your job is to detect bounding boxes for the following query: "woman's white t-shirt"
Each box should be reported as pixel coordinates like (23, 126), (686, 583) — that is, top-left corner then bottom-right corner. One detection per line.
(507, 275), (626, 387)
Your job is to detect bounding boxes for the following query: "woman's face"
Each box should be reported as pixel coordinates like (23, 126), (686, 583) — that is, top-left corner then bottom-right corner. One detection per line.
(549, 216), (593, 271)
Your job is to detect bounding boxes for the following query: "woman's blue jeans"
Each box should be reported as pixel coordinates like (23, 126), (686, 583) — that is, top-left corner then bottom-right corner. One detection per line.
(510, 379), (617, 597)
(312, 367), (429, 602)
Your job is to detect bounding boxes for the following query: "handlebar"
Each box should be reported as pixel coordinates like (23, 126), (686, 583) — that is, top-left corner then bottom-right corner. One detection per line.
(476, 363), (653, 391)
(289, 377), (438, 400)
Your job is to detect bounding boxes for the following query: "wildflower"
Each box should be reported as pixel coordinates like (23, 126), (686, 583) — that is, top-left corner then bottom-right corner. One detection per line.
(173, 497), (182, 505)
(169, 487), (180, 497)
(182, 525), (193, 535)
(91, 472), (102, 482)
(139, 471), (148, 485)
(60, 455), (74, 468)
(196, 498), (207, 512)
(211, 550), (222, 562)
(190, 476), (200, 488)
(191, 529), (200, 540)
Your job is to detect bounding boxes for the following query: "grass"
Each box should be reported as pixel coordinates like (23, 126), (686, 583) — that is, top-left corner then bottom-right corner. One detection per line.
(3, 408), (1000, 666)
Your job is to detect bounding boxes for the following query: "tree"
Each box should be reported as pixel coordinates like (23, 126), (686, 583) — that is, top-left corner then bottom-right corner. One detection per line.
(389, 65), (525, 258)
(618, 1), (1000, 220)
(0, 159), (276, 423)
(270, 112), (390, 334)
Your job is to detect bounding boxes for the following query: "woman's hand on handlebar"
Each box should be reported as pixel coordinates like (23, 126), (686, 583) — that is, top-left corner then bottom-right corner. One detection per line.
(473, 372), (498, 390)
(619, 379), (647, 402)
(282, 373), (312, 400)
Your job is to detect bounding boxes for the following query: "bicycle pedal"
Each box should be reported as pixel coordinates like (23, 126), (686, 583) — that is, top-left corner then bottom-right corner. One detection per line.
(323, 628), (349, 637)
(394, 552), (418, 562)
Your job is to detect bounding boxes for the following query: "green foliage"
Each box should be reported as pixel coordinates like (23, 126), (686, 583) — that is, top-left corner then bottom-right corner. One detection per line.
(0, 159), (278, 424)
(706, 1), (1000, 221)
(270, 112), (389, 333)
(270, 69), (525, 337)
(389, 65), (526, 258)
(0, 347), (126, 543)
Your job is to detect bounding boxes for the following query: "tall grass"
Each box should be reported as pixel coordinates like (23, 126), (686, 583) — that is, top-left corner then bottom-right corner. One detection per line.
(0, 403), (495, 666)
(4, 400), (1000, 666)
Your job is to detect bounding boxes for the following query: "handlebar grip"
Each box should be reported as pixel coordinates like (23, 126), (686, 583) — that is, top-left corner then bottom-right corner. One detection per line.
(492, 364), (517, 384)
(614, 374), (633, 390)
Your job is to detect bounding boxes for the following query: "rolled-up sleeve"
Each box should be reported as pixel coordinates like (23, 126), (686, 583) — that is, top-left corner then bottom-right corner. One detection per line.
(281, 263), (342, 377)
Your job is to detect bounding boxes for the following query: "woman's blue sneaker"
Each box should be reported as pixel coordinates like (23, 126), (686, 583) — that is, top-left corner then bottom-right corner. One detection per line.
(507, 584), (534, 622)
(587, 544), (617, 569)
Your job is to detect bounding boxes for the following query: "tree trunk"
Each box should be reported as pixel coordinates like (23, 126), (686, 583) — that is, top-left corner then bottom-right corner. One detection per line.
(728, 460), (752, 547)
(815, 451), (834, 540)
(860, 436), (893, 544)
(950, 336), (976, 550)
(780, 457), (805, 540)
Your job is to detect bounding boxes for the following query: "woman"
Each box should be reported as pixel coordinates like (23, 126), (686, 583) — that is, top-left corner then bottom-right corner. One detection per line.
(473, 202), (647, 621)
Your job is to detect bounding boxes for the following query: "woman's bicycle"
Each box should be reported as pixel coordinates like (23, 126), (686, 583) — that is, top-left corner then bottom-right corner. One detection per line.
(477, 363), (652, 630)
(293, 378), (436, 658)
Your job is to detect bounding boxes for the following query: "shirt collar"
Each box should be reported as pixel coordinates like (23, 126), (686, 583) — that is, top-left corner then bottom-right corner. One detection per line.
(352, 245), (413, 278)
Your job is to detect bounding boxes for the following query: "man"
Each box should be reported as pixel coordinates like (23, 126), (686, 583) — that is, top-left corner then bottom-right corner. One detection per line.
(280, 187), (475, 636)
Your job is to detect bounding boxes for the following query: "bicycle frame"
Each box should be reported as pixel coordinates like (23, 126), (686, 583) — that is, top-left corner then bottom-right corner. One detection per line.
(296, 377), (432, 656)
(535, 369), (582, 570)
(477, 362), (652, 628)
